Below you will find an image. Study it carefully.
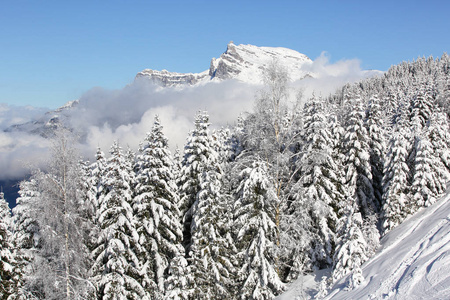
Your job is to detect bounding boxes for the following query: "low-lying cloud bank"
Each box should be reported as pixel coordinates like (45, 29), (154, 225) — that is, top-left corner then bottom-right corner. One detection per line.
(0, 131), (51, 180)
(71, 79), (259, 156)
(0, 104), (48, 130)
(0, 54), (381, 180)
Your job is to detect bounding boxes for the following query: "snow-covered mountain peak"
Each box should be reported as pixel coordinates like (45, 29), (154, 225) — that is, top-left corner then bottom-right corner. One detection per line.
(135, 42), (313, 86)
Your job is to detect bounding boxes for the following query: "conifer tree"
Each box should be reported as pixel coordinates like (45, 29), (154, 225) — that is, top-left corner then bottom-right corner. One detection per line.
(178, 111), (214, 251)
(342, 95), (376, 218)
(234, 160), (284, 299)
(177, 112), (234, 298)
(12, 179), (41, 255)
(89, 148), (107, 208)
(410, 137), (445, 211)
(0, 191), (15, 298)
(382, 129), (412, 234)
(333, 95), (378, 284)
(411, 87), (434, 132)
(11, 179), (42, 299)
(382, 89), (399, 129)
(365, 94), (386, 211)
(133, 116), (184, 299)
(303, 96), (341, 268)
(281, 95), (341, 279)
(91, 141), (146, 299)
(213, 128), (233, 164)
(188, 166), (234, 299)
(428, 111), (450, 175)
(332, 206), (368, 287)
(435, 57), (450, 114)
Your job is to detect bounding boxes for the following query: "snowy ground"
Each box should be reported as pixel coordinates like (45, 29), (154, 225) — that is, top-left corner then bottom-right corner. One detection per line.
(276, 269), (331, 300)
(278, 192), (450, 299)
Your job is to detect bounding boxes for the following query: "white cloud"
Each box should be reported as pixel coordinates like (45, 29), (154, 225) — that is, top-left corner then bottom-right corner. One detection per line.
(82, 106), (192, 156)
(0, 103), (48, 130)
(303, 52), (363, 78)
(72, 79), (259, 155)
(295, 52), (381, 98)
(0, 131), (50, 180)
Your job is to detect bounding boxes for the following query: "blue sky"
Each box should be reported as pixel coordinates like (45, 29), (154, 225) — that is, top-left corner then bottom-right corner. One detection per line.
(1, 0), (449, 108)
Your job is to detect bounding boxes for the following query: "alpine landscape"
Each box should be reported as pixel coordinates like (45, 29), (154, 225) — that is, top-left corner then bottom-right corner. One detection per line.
(0, 2), (449, 299)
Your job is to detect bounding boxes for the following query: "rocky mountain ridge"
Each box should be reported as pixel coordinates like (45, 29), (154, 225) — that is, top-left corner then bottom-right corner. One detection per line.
(135, 41), (313, 86)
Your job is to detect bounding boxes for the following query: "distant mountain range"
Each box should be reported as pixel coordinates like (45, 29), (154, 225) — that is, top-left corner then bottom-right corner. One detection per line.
(4, 100), (79, 138)
(5, 42), (316, 137)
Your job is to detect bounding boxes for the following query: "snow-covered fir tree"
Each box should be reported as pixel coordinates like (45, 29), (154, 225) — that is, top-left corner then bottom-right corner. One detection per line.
(89, 148), (107, 210)
(332, 205), (368, 287)
(91, 141), (147, 299)
(83, 148), (107, 254)
(188, 165), (234, 299)
(341, 93), (376, 218)
(12, 179), (41, 252)
(428, 111), (450, 176)
(10, 179), (42, 299)
(0, 191), (15, 298)
(177, 112), (235, 298)
(331, 93), (379, 285)
(410, 136), (446, 211)
(234, 160), (284, 299)
(178, 111), (213, 252)
(365, 94), (386, 211)
(382, 129), (412, 234)
(280, 95), (341, 282)
(410, 86), (434, 132)
(300, 95), (341, 270)
(133, 116), (184, 299)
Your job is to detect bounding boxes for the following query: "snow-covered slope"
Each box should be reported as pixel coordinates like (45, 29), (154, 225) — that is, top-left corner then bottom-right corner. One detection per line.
(135, 41), (313, 86)
(280, 192), (450, 299)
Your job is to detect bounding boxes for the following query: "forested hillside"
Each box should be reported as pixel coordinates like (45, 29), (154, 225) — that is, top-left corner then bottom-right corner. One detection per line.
(1, 54), (450, 299)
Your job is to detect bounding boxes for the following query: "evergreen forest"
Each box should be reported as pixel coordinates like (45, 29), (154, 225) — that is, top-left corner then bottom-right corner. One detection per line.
(1, 54), (450, 299)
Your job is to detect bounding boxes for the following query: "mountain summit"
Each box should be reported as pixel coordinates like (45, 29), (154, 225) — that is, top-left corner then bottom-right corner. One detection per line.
(135, 41), (313, 86)
(4, 42), (314, 139)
